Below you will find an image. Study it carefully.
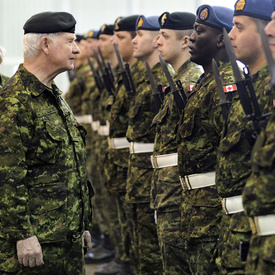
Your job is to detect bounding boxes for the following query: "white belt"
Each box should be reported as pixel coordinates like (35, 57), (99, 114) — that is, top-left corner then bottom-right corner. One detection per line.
(98, 125), (109, 136)
(108, 137), (129, 149)
(92, 121), (100, 132)
(179, 171), (215, 190)
(222, 195), (244, 215)
(129, 142), (154, 154)
(150, 153), (178, 168)
(249, 214), (275, 236)
(75, 114), (93, 124)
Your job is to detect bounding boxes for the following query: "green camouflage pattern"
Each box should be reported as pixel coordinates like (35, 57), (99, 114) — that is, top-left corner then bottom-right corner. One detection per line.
(156, 210), (190, 275)
(65, 64), (91, 115)
(0, 65), (92, 272)
(242, 106), (275, 274)
(215, 65), (275, 273)
(245, 234), (275, 275)
(0, 237), (86, 274)
(126, 203), (163, 275)
(243, 109), (275, 217)
(105, 60), (144, 194)
(185, 241), (219, 274)
(177, 60), (234, 241)
(126, 62), (173, 204)
(0, 73), (9, 88)
(151, 60), (201, 211)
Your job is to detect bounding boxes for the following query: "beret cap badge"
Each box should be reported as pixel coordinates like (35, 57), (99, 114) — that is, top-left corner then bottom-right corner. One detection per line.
(200, 8), (209, 21)
(114, 17), (122, 30)
(101, 24), (106, 32)
(137, 17), (144, 28)
(161, 13), (167, 26)
(236, 0), (246, 10)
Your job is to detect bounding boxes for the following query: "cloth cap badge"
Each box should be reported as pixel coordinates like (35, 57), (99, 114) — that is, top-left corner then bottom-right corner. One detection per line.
(114, 17), (122, 30)
(161, 13), (167, 26)
(100, 24), (106, 32)
(200, 8), (209, 21)
(137, 17), (144, 28)
(236, 0), (246, 11)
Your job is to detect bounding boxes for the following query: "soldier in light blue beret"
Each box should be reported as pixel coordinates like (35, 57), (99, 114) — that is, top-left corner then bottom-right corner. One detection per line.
(214, 0), (275, 274)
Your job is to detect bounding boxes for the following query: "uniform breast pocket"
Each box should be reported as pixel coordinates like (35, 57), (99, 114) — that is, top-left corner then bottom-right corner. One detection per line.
(180, 114), (195, 140)
(219, 129), (242, 153)
(35, 120), (67, 163)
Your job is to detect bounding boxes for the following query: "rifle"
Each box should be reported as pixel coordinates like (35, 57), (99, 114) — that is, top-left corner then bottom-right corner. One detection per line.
(159, 55), (187, 113)
(223, 28), (271, 138)
(87, 55), (104, 92)
(145, 61), (163, 112)
(93, 48), (115, 95)
(114, 41), (136, 97)
(212, 58), (231, 120)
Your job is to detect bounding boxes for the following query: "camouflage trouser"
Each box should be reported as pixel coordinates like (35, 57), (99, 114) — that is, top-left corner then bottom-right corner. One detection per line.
(245, 234), (275, 275)
(156, 210), (190, 275)
(116, 193), (131, 263)
(125, 202), (163, 275)
(214, 213), (251, 274)
(185, 240), (219, 275)
(1, 237), (85, 274)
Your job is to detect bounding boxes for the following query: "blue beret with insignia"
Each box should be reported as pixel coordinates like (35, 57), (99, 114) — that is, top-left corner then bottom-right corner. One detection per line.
(136, 15), (160, 31)
(234, 0), (272, 21)
(159, 12), (196, 30)
(84, 30), (99, 39)
(24, 12), (76, 34)
(114, 15), (139, 32)
(196, 5), (234, 32)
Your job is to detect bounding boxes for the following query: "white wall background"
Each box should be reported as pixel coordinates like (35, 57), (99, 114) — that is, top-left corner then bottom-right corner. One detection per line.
(0, 0), (236, 92)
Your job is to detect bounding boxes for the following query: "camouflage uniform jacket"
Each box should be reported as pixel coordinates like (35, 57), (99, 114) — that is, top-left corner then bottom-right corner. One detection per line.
(81, 72), (97, 150)
(65, 64), (90, 115)
(216, 65), (274, 232)
(105, 60), (144, 193)
(243, 108), (275, 218)
(0, 65), (92, 245)
(150, 60), (201, 211)
(0, 73), (9, 88)
(177, 60), (234, 241)
(125, 62), (172, 203)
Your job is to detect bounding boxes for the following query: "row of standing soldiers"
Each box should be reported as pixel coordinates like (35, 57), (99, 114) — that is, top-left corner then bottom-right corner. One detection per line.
(65, 0), (275, 274)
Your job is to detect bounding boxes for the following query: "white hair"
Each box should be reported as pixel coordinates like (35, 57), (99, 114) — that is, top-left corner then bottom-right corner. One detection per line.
(0, 46), (7, 64)
(23, 32), (60, 58)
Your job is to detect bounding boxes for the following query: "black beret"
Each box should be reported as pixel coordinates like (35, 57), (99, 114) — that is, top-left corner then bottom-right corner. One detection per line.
(114, 15), (139, 32)
(76, 34), (85, 42)
(99, 24), (114, 36)
(159, 12), (196, 30)
(23, 12), (76, 34)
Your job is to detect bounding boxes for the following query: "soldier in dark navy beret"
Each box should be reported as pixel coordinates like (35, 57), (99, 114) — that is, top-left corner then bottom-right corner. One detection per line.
(0, 11), (93, 274)
(154, 10), (202, 274)
(23, 11), (76, 34)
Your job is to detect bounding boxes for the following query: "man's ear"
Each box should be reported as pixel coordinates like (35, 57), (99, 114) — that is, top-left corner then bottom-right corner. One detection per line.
(182, 35), (190, 49)
(40, 37), (50, 54)
(217, 34), (225, 48)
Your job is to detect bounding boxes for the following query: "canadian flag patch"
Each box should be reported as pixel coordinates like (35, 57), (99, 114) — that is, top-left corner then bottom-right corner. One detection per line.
(188, 85), (194, 91)
(223, 84), (237, 93)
